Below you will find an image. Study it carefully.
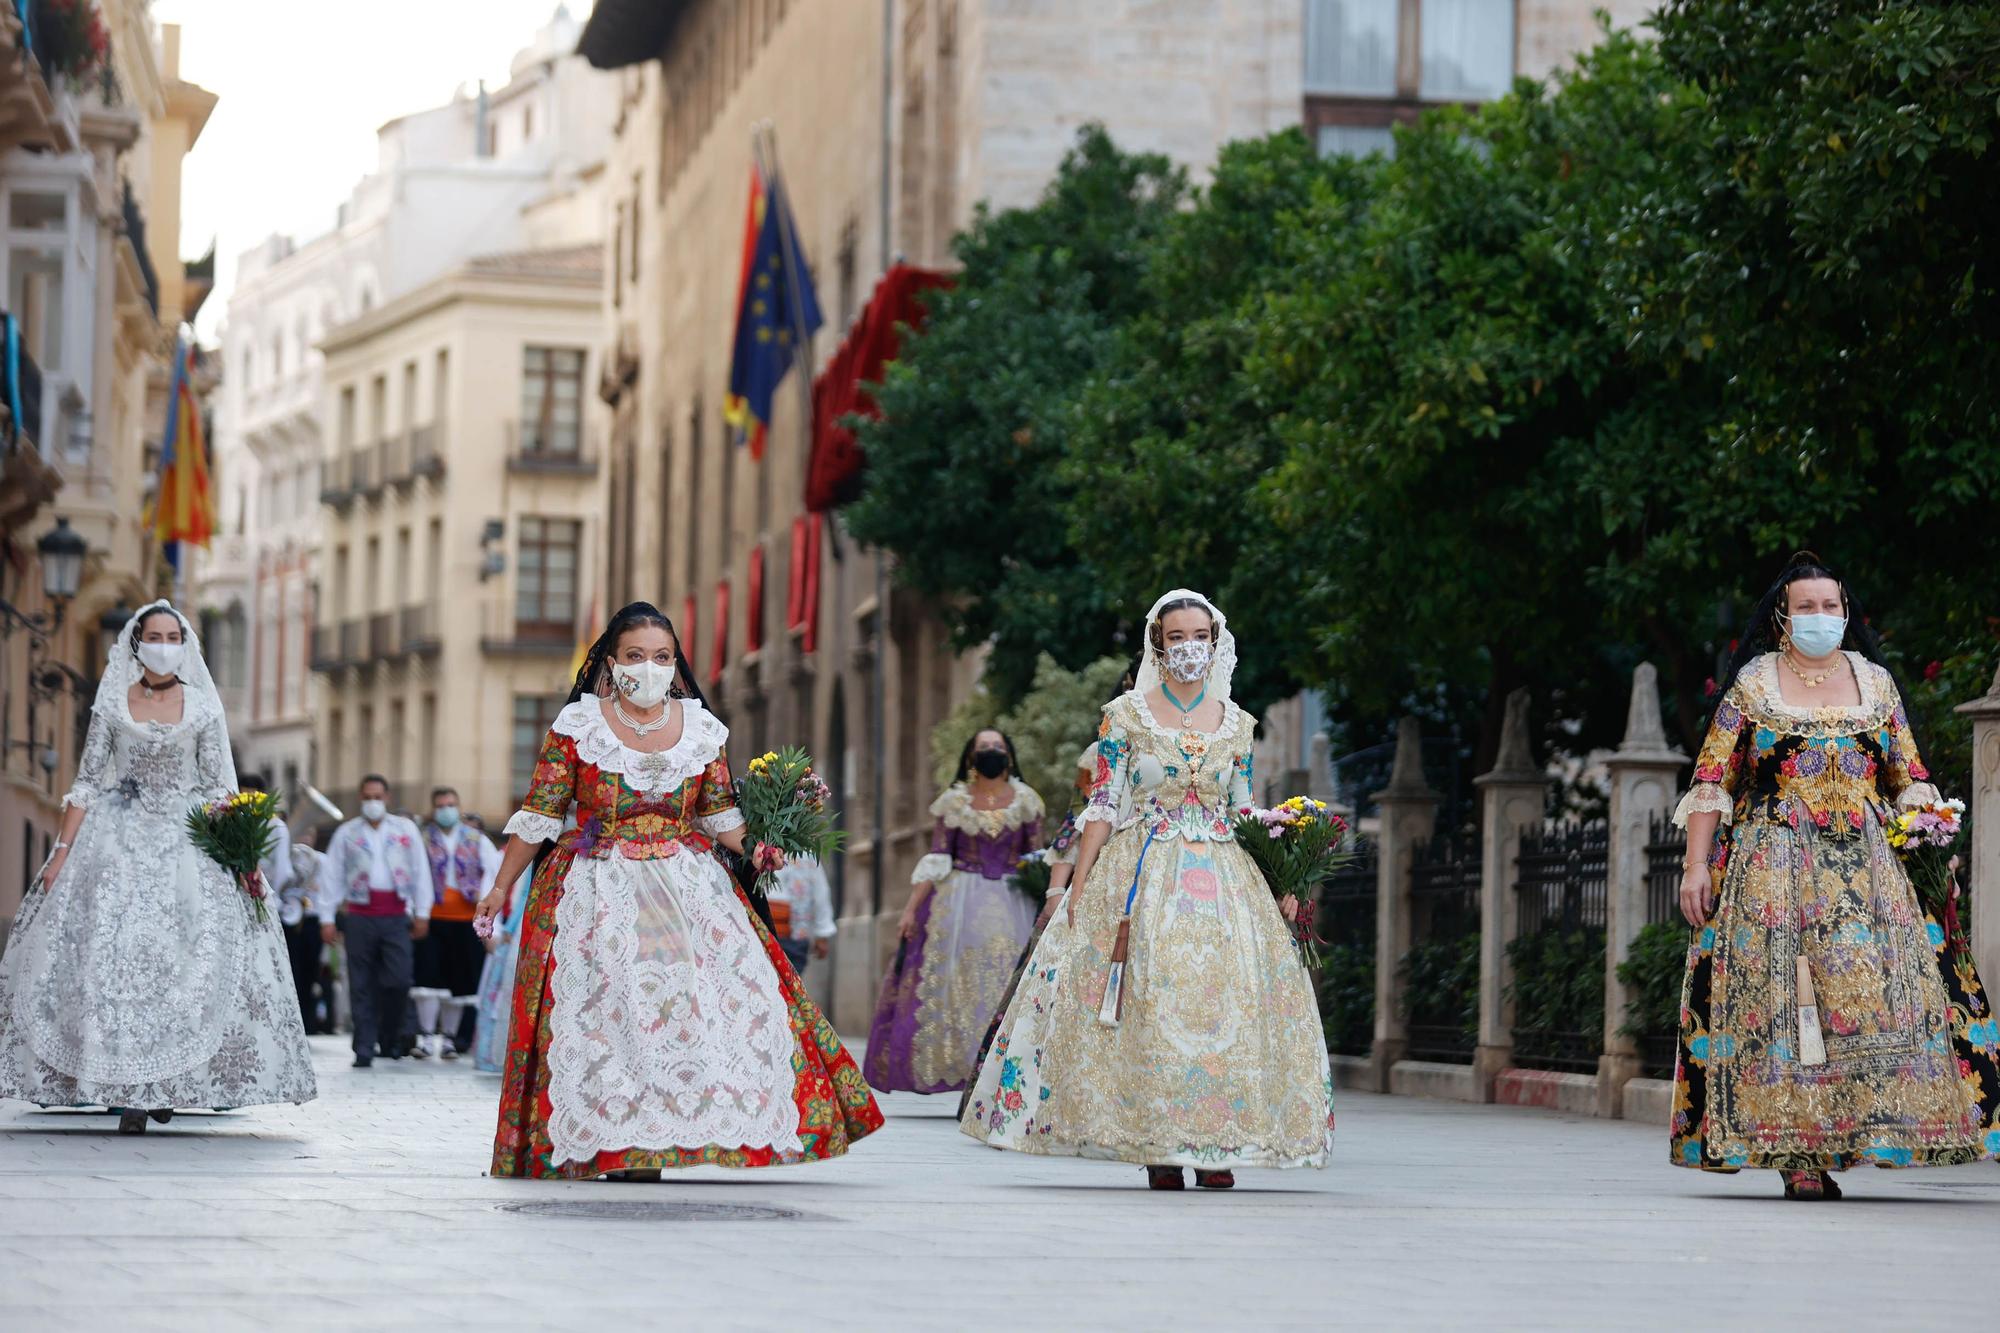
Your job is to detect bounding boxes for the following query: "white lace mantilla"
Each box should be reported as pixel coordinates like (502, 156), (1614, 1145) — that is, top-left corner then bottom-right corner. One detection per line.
(551, 696), (729, 794)
(544, 850), (801, 1167)
(931, 779), (1044, 838)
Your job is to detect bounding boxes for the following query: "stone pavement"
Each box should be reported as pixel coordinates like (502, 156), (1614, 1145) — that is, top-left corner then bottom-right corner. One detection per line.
(0, 1037), (1995, 1331)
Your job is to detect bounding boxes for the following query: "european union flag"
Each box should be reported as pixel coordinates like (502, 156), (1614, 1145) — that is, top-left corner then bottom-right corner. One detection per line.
(727, 167), (822, 454)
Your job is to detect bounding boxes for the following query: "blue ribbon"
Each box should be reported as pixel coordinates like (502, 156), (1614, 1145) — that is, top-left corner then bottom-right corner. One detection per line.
(1123, 827), (1158, 916)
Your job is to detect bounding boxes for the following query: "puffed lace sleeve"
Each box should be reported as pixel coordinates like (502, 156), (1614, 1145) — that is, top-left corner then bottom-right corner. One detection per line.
(504, 727), (576, 843)
(912, 817), (953, 886)
(1878, 674), (1942, 809)
(695, 745), (745, 838)
(1673, 682), (1748, 828)
(61, 704), (115, 810)
(192, 701), (238, 802)
(1078, 703), (1132, 827)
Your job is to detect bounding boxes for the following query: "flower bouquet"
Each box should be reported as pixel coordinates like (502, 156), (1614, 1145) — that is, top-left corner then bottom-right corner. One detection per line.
(1233, 796), (1352, 971)
(736, 747), (846, 893)
(1885, 796), (1968, 953)
(1009, 848), (1052, 910)
(186, 789), (283, 922)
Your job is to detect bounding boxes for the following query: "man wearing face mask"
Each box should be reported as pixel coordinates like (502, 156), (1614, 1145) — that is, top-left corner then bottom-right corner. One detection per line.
(411, 786), (502, 1059)
(320, 775), (433, 1067)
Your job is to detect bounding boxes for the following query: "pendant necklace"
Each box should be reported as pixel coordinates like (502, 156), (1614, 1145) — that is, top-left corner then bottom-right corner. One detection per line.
(1782, 652), (1838, 689)
(141, 675), (176, 701)
(1160, 681), (1207, 729)
(614, 697), (672, 737)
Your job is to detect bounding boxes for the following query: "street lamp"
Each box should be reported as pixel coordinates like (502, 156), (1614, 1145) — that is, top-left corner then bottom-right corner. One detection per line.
(0, 517), (88, 639)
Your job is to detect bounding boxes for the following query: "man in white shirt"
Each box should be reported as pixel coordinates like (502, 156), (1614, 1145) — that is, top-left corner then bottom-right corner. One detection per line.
(410, 786), (502, 1060)
(319, 774), (432, 1067)
(766, 854), (837, 976)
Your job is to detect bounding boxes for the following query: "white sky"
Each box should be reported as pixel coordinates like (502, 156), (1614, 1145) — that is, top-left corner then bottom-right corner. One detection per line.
(153, 0), (597, 340)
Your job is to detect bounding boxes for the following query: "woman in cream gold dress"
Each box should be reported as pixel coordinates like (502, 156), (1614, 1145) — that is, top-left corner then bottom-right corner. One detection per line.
(960, 590), (1332, 1189)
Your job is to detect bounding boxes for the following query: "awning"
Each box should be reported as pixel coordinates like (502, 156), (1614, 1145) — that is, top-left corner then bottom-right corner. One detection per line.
(806, 263), (952, 513)
(576, 0), (694, 70)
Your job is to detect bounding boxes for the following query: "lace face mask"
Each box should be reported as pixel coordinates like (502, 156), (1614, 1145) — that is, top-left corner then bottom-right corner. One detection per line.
(1163, 640), (1212, 684)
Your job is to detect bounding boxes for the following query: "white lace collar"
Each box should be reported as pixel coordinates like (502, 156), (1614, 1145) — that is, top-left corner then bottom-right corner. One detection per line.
(110, 684), (214, 732)
(931, 778), (1044, 837)
(552, 696), (731, 794)
(1119, 690), (1251, 743)
(1749, 652), (1885, 721)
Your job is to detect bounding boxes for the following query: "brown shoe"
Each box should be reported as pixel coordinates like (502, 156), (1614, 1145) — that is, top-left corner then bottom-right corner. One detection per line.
(1194, 1169), (1235, 1190)
(1145, 1166), (1185, 1191)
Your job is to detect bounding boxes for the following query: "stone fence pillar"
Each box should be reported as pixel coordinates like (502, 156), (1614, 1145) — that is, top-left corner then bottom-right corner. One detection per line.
(1368, 717), (1438, 1092)
(1472, 690), (1548, 1101)
(1956, 665), (2000, 998)
(1599, 664), (1686, 1118)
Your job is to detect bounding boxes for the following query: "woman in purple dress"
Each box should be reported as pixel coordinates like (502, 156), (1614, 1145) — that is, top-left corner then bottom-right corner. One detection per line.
(866, 730), (1043, 1094)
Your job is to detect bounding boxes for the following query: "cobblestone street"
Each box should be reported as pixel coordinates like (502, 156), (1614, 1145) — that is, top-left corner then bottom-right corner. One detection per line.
(0, 1037), (1993, 1330)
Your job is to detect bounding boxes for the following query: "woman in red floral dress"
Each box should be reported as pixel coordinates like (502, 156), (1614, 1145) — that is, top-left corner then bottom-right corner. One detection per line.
(475, 603), (881, 1179)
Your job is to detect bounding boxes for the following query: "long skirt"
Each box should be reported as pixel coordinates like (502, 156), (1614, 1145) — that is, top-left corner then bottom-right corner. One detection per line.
(865, 870), (1036, 1094)
(960, 832), (1332, 1169)
(1672, 815), (2000, 1170)
(471, 931), (520, 1074)
(0, 801), (317, 1113)
(490, 843), (881, 1178)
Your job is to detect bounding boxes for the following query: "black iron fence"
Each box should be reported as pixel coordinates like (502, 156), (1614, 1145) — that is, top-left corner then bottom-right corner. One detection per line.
(1509, 821), (1608, 1074)
(1318, 838), (1377, 1057)
(1401, 831), (1480, 1063)
(1630, 812), (1693, 1078)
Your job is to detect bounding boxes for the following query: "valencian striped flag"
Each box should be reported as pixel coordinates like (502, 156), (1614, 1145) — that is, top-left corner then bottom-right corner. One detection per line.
(725, 154), (822, 461)
(152, 337), (216, 566)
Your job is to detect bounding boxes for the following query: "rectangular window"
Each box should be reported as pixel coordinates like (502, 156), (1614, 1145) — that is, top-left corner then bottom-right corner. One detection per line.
(520, 346), (585, 455)
(433, 348), (450, 422)
(1418, 0), (1515, 101)
(7, 246), (65, 373)
(337, 386), (356, 449)
(388, 699), (406, 784)
(515, 517), (581, 640)
(1303, 0), (1399, 96)
(401, 361), (417, 430)
(369, 374), (386, 442)
(1317, 124), (1398, 158)
(512, 694), (563, 804)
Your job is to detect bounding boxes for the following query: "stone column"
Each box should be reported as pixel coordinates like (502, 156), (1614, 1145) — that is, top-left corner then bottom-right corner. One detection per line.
(1472, 690), (1548, 1101)
(1368, 717), (1438, 1092)
(1598, 664), (1687, 1117)
(1955, 664), (2000, 998)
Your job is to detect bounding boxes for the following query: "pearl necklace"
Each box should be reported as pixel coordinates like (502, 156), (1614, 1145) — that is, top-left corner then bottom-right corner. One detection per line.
(1781, 651), (1840, 689)
(614, 698), (673, 737)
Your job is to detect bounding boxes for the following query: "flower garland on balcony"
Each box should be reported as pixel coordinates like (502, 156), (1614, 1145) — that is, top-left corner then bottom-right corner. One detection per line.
(31, 0), (108, 84)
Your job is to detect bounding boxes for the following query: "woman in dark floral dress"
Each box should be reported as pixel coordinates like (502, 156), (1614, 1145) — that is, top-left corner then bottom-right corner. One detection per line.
(1672, 558), (1998, 1199)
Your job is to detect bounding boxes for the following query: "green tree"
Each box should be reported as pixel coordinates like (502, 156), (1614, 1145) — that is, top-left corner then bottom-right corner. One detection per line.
(848, 129), (1188, 704)
(1610, 0), (2000, 778)
(1062, 131), (1370, 715)
(930, 653), (1128, 818)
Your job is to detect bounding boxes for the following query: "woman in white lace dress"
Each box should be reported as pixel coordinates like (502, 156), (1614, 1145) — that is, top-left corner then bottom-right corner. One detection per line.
(0, 602), (318, 1133)
(476, 602), (880, 1179)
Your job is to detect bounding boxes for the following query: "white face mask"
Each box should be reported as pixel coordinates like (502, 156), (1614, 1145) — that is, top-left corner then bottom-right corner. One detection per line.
(360, 798), (387, 823)
(1163, 640), (1212, 685)
(611, 660), (675, 709)
(136, 641), (187, 677)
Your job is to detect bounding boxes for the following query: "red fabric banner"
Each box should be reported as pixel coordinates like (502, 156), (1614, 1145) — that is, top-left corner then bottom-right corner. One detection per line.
(802, 513), (822, 654)
(806, 263), (953, 513)
(709, 578), (731, 686)
(681, 593), (698, 678)
(786, 516), (808, 629)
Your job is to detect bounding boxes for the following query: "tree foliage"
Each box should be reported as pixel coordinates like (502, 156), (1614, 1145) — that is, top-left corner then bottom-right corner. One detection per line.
(853, 12), (2000, 790)
(928, 653), (1129, 819)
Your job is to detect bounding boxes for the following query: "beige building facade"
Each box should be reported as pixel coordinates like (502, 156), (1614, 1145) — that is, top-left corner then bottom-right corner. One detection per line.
(312, 246), (607, 827)
(0, 13), (214, 942)
(197, 6), (611, 811)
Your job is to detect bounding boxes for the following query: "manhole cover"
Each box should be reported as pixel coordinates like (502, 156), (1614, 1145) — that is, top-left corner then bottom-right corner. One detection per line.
(500, 1200), (807, 1222)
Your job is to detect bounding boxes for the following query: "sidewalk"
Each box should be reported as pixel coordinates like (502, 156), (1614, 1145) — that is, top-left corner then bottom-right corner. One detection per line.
(1, 1036), (1994, 1330)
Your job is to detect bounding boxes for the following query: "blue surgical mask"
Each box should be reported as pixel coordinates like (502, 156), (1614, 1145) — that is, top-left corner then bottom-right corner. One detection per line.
(434, 806), (460, 829)
(1788, 613), (1847, 658)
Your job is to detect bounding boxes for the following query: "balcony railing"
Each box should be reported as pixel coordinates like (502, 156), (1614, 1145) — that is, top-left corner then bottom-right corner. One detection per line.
(310, 624), (341, 673)
(410, 422), (444, 478)
(400, 603), (441, 657)
(368, 611), (396, 660)
(353, 444), (384, 498)
(319, 453), (353, 507)
(383, 430), (412, 488)
(339, 617), (364, 664)
(504, 421), (598, 475)
(121, 181), (159, 318)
